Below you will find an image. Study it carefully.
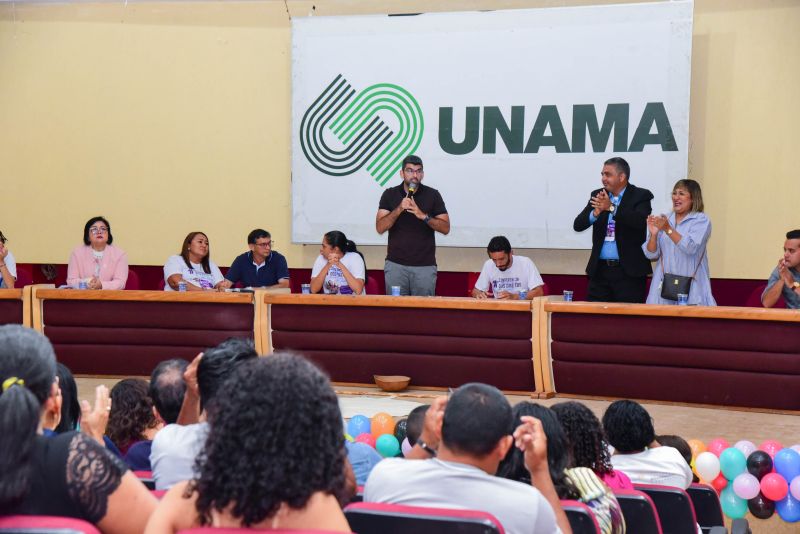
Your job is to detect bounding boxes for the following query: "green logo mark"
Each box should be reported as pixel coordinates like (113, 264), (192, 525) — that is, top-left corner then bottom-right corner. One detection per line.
(300, 74), (424, 186)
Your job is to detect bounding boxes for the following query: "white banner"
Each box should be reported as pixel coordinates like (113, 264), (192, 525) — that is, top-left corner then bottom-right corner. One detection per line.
(292, 1), (693, 248)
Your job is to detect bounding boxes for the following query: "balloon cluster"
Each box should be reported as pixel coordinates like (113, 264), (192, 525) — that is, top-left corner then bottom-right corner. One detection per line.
(688, 438), (800, 522)
(345, 412), (410, 458)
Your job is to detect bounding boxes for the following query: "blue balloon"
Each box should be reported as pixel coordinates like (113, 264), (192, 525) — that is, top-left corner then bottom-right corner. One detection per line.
(347, 415), (371, 438)
(774, 448), (800, 482)
(776, 493), (800, 523)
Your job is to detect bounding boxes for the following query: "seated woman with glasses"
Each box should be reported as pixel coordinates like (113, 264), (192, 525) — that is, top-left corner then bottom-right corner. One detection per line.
(310, 230), (367, 295)
(67, 216), (129, 290)
(163, 232), (225, 291)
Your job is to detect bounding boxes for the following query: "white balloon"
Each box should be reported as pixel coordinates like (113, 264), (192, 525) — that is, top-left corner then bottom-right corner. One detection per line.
(734, 440), (756, 458)
(696, 451), (721, 482)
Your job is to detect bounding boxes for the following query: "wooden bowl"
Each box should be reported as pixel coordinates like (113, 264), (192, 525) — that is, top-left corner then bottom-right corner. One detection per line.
(374, 375), (411, 392)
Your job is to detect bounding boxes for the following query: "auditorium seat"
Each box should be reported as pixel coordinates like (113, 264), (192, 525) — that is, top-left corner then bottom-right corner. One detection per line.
(561, 500), (601, 534)
(613, 489), (663, 534)
(13, 265), (33, 288)
(744, 283), (785, 308)
(686, 483), (725, 534)
(634, 484), (697, 534)
(344, 501), (504, 534)
(0, 515), (101, 534)
(178, 529), (345, 533)
(365, 276), (380, 295)
(133, 470), (155, 490)
(124, 269), (140, 290)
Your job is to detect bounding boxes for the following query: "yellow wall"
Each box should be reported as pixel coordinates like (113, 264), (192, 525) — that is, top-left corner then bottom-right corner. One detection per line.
(0, 0), (797, 279)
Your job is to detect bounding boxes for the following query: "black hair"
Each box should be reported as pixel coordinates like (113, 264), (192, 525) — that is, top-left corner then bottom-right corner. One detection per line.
(656, 434), (692, 467)
(401, 155), (423, 169)
(323, 230), (368, 283)
(602, 400), (655, 453)
(106, 378), (158, 452)
(0, 325), (57, 510)
(441, 383), (513, 457)
(180, 232), (211, 274)
(54, 363), (80, 434)
(552, 401), (613, 476)
(487, 236), (512, 255)
(787, 229), (800, 240)
(247, 229), (271, 245)
(192, 352), (347, 527)
(497, 402), (580, 500)
(0, 231), (7, 245)
(604, 157), (630, 181)
(149, 359), (189, 425)
(82, 216), (113, 246)
(405, 405), (429, 446)
(197, 338), (258, 412)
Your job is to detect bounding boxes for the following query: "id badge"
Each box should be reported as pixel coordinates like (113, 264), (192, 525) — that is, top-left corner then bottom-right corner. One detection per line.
(604, 219), (616, 242)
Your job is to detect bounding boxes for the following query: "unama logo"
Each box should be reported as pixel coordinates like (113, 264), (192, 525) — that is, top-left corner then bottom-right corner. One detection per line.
(299, 74), (423, 187)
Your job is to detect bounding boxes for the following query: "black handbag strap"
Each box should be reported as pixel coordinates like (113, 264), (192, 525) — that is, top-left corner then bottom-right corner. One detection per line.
(661, 239), (706, 279)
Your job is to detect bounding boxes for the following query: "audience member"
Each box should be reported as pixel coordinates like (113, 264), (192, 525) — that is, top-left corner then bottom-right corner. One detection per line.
(364, 384), (569, 534)
(310, 230), (367, 295)
(573, 157), (653, 303)
(644, 179), (715, 305)
(472, 236), (544, 300)
(0, 325), (156, 531)
(145, 353), (351, 533)
(552, 401), (633, 490)
(376, 154), (450, 296)
(149, 338), (257, 489)
(656, 434), (699, 483)
(603, 400), (693, 489)
(761, 229), (800, 309)
(163, 232), (224, 291)
(498, 402), (625, 534)
(53, 363), (81, 434)
(405, 404), (428, 446)
(107, 379), (161, 455)
(67, 216), (128, 290)
(220, 229), (290, 289)
(0, 230), (17, 288)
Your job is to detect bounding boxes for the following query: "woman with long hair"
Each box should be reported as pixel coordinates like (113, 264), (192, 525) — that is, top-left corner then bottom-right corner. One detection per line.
(0, 325), (155, 532)
(310, 230), (367, 295)
(163, 232), (224, 291)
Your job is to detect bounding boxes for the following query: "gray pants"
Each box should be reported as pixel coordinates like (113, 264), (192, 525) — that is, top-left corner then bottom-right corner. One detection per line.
(384, 260), (437, 296)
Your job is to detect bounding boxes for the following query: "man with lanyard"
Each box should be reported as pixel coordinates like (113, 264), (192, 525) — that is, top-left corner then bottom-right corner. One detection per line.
(220, 229), (289, 289)
(574, 157), (653, 302)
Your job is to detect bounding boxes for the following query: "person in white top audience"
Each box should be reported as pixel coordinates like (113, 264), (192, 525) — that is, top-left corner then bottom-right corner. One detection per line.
(473, 236), (544, 300)
(364, 383), (570, 534)
(602, 400), (693, 489)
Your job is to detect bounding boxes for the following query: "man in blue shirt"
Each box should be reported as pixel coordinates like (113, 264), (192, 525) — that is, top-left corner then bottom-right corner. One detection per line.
(761, 229), (800, 309)
(221, 229), (290, 289)
(574, 157), (653, 302)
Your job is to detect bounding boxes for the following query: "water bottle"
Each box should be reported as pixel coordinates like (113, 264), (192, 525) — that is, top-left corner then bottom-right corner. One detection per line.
(78, 280), (88, 290)
(178, 281), (187, 292)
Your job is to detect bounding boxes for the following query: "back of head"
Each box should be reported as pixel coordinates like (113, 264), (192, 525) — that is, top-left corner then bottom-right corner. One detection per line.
(552, 401), (613, 475)
(487, 236), (511, 255)
(441, 383), (512, 457)
(149, 359), (189, 425)
(195, 352), (345, 526)
(602, 400), (655, 453)
(656, 434), (692, 466)
(107, 378), (157, 451)
(405, 405), (429, 446)
(55, 363), (80, 433)
(0, 325), (57, 509)
(197, 338), (258, 411)
(497, 402), (578, 499)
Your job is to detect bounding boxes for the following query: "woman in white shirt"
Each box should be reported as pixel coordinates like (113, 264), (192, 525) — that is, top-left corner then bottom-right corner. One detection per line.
(310, 231), (367, 295)
(0, 231), (17, 288)
(164, 232), (224, 291)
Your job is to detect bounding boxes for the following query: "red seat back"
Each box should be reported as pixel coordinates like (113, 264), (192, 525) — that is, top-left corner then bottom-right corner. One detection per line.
(125, 269), (140, 290)
(13, 265), (33, 288)
(613, 489), (663, 534)
(634, 483), (697, 534)
(744, 283), (785, 308)
(344, 501), (504, 534)
(0, 515), (101, 534)
(561, 500), (601, 534)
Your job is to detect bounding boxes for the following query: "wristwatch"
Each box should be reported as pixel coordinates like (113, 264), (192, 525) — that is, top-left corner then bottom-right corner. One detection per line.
(667, 228), (673, 235)
(792, 281), (800, 290)
(423, 214), (431, 224)
(416, 439), (437, 457)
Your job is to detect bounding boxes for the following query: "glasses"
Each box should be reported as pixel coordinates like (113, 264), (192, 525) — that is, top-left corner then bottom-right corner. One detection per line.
(254, 241), (273, 248)
(89, 227), (108, 234)
(403, 168), (423, 175)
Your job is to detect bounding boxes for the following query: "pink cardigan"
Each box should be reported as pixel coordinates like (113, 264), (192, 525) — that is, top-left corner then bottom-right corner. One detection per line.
(67, 244), (129, 290)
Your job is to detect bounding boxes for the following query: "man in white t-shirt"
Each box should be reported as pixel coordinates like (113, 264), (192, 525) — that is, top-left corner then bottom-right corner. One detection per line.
(473, 236), (544, 300)
(364, 384), (568, 534)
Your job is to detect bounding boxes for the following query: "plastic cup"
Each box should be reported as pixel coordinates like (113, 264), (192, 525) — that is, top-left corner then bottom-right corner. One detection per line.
(78, 280), (88, 290)
(178, 281), (187, 292)
(677, 293), (689, 305)
(301, 283), (311, 294)
(391, 286), (401, 296)
(518, 290), (528, 300)
(563, 290), (573, 302)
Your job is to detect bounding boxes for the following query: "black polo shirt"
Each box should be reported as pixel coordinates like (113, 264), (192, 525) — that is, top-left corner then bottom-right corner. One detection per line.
(378, 182), (448, 267)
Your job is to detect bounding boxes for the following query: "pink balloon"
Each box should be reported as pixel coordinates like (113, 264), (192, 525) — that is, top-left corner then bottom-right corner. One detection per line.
(732, 473), (761, 500)
(791, 476), (800, 501)
(401, 437), (412, 457)
(760, 440), (784, 458)
(734, 440), (756, 457)
(761, 472), (789, 501)
(355, 432), (376, 449)
(708, 438), (731, 458)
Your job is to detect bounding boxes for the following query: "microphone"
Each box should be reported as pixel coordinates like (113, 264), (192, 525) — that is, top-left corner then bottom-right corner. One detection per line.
(405, 181), (418, 198)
